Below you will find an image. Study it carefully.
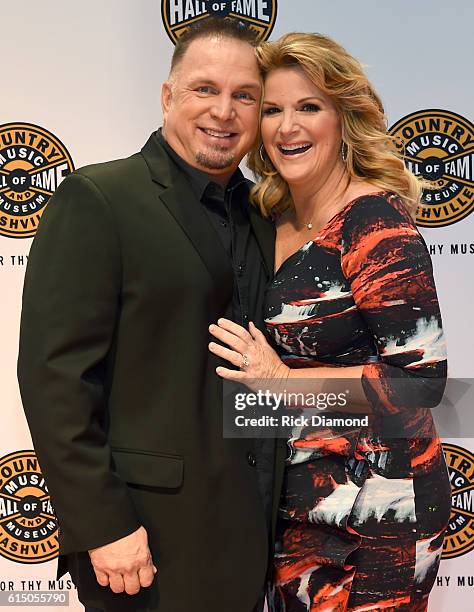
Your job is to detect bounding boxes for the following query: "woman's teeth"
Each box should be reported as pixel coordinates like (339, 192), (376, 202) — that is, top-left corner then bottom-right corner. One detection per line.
(279, 143), (312, 156)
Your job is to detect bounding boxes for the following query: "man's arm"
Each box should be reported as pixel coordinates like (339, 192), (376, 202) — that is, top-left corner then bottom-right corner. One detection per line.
(17, 172), (154, 593)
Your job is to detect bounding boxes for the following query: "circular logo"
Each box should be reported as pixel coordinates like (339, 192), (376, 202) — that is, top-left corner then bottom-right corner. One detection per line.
(161, 0), (277, 45)
(389, 109), (474, 227)
(0, 450), (59, 563)
(0, 122), (74, 239)
(442, 443), (474, 559)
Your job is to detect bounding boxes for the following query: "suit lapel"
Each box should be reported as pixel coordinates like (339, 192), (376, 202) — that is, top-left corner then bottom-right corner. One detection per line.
(159, 181), (234, 291)
(141, 133), (233, 293)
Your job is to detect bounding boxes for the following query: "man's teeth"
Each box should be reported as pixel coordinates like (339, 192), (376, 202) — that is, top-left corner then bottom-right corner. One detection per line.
(280, 143), (312, 155)
(203, 129), (232, 138)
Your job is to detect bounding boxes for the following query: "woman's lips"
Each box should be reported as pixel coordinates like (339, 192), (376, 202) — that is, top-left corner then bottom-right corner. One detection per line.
(278, 143), (313, 156)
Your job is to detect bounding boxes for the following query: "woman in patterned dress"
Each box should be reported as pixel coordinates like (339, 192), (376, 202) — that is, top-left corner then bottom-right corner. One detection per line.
(209, 33), (451, 611)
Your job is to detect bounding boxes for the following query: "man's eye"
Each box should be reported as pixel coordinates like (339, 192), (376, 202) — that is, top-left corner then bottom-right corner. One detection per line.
(300, 103), (320, 112)
(196, 86), (213, 94)
(262, 107), (280, 116)
(234, 92), (253, 101)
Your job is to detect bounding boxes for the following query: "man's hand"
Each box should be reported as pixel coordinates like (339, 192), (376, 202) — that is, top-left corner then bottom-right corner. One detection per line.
(88, 526), (157, 595)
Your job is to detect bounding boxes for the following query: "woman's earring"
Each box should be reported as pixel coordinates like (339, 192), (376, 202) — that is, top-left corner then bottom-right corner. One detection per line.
(259, 144), (267, 164)
(341, 141), (348, 163)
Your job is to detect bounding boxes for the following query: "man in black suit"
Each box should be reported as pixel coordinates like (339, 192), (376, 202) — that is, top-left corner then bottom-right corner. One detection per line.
(18, 18), (276, 612)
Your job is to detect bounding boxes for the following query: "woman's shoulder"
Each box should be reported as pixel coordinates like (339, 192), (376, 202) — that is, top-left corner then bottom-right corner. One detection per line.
(342, 188), (414, 230)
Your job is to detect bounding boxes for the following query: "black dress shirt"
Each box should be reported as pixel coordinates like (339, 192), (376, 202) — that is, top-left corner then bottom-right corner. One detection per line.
(157, 129), (266, 329)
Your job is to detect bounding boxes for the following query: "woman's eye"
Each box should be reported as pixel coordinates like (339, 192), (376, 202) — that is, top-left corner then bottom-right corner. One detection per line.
(262, 107), (280, 116)
(300, 103), (320, 112)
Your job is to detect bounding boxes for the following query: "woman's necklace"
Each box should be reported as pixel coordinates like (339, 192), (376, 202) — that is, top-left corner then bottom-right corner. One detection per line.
(296, 179), (352, 232)
(299, 192), (349, 231)
(298, 212), (315, 231)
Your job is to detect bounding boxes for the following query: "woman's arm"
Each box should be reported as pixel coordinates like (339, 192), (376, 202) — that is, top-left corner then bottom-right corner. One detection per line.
(209, 319), (368, 411)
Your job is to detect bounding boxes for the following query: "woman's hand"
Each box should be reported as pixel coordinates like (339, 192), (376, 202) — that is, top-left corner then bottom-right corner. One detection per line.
(208, 318), (290, 383)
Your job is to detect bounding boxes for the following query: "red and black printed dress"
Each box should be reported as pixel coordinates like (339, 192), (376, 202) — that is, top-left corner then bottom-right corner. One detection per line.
(264, 192), (451, 612)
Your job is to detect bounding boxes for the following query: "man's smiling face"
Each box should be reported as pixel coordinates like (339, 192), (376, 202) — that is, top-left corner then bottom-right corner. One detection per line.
(161, 35), (262, 182)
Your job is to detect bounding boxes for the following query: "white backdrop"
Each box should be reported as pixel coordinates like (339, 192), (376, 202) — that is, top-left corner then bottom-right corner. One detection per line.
(1, 1), (473, 609)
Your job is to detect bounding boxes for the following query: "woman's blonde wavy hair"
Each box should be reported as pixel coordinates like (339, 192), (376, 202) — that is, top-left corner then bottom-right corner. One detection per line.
(248, 32), (421, 218)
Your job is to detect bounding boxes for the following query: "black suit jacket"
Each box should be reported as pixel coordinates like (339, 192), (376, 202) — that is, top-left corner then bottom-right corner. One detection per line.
(18, 133), (280, 612)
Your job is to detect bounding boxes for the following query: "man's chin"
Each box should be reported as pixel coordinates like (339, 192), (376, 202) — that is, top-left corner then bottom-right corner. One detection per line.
(195, 151), (236, 171)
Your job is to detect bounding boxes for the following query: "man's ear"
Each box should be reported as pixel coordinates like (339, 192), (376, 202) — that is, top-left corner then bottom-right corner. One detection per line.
(161, 81), (173, 122)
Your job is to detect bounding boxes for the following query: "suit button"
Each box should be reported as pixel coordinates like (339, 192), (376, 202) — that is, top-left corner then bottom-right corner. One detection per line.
(247, 452), (256, 467)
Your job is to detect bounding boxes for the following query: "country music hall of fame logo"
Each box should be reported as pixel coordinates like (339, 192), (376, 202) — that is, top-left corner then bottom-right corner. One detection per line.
(442, 443), (474, 560)
(389, 109), (474, 228)
(162, 0), (278, 44)
(0, 122), (74, 239)
(0, 450), (59, 564)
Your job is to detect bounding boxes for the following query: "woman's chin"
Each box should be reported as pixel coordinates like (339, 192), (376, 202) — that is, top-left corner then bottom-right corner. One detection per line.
(279, 170), (311, 189)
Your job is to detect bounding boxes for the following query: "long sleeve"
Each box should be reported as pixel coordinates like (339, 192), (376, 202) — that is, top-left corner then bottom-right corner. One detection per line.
(17, 172), (140, 555)
(340, 193), (447, 425)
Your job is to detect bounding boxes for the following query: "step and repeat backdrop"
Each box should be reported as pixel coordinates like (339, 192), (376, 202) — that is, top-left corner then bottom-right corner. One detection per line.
(1, 1), (473, 610)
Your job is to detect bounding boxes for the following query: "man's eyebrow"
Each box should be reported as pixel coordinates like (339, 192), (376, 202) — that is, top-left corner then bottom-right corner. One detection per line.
(187, 78), (261, 91)
(237, 83), (262, 91)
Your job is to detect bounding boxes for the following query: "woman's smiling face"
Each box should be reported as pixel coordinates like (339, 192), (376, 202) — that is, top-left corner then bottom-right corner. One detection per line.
(261, 66), (344, 190)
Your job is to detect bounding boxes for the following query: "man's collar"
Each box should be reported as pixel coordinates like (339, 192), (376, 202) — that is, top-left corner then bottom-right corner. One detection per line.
(140, 130), (275, 278)
(157, 128), (248, 201)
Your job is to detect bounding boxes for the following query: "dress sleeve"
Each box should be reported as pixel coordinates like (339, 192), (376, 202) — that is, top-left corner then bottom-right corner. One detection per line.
(340, 193), (447, 422)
